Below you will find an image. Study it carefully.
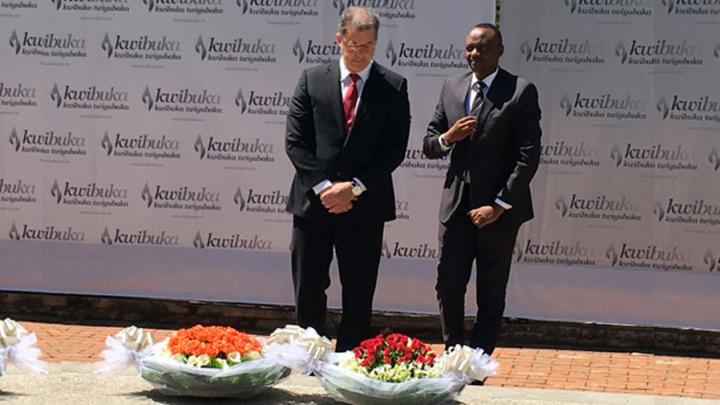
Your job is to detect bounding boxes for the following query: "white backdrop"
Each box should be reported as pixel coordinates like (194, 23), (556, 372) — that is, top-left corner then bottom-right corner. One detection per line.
(500, 0), (720, 329)
(0, 1), (497, 314)
(2, 0), (719, 330)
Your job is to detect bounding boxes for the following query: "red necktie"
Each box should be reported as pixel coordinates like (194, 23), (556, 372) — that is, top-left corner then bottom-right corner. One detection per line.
(343, 73), (360, 133)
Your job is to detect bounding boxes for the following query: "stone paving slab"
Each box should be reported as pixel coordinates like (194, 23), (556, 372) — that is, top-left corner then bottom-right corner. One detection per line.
(12, 321), (720, 401)
(1, 363), (718, 405)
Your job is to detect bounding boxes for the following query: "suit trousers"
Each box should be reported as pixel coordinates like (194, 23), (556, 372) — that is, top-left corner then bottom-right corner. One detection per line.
(436, 186), (519, 355)
(291, 214), (384, 352)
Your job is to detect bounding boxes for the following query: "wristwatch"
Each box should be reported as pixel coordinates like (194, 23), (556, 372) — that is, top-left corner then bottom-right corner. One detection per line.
(439, 134), (452, 148)
(351, 180), (365, 197)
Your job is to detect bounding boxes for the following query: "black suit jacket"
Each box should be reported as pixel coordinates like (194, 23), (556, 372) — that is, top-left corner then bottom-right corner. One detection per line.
(424, 68), (541, 226)
(285, 61), (411, 223)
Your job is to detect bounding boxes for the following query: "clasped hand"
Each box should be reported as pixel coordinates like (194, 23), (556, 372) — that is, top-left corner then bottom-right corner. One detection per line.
(468, 204), (504, 229)
(319, 181), (354, 214)
(444, 116), (478, 144)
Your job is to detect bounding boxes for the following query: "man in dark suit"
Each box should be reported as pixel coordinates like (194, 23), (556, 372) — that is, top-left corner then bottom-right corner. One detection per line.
(285, 6), (411, 351)
(424, 23), (541, 355)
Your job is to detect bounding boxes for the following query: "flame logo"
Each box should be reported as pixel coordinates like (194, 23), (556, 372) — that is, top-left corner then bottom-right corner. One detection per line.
(195, 36), (207, 61)
(9, 30), (21, 55)
(143, 0), (154, 12)
(51, 0), (62, 10)
(193, 231), (205, 248)
(709, 148), (720, 171)
(555, 197), (568, 217)
(704, 250), (718, 272)
(194, 134), (206, 160)
(610, 145), (623, 167)
(292, 38), (305, 63)
(564, 0), (577, 13)
(141, 183), (153, 207)
(656, 97), (669, 119)
(235, 87), (247, 113)
(661, 0), (674, 14)
(9, 222), (20, 240)
(50, 83), (62, 108)
(615, 42), (628, 64)
(239, 0), (248, 13)
(606, 245), (618, 266)
(234, 187), (246, 211)
(385, 40), (397, 66)
(654, 202), (665, 222)
(101, 33), (113, 58)
(101, 227), (113, 245)
(101, 131), (113, 155)
(520, 40), (532, 62)
(560, 95), (572, 116)
(50, 180), (62, 204)
(141, 86), (154, 111)
(332, 0), (345, 15)
(9, 128), (21, 152)
(513, 242), (523, 262)
(714, 42), (720, 58)
(381, 239), (391, 258)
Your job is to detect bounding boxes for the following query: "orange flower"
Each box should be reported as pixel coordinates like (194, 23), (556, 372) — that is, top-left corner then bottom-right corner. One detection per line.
(167, 325), (261, 358)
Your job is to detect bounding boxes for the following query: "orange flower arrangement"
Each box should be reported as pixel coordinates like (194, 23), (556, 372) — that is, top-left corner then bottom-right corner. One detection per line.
(167, 325), (261, 358)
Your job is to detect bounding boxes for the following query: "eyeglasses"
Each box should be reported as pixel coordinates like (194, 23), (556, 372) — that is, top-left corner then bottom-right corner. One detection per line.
(341, 39), (376, 51)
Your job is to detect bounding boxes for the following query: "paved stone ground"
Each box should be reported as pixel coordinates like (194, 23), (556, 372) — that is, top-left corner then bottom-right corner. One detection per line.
(19, 321), (720, 401)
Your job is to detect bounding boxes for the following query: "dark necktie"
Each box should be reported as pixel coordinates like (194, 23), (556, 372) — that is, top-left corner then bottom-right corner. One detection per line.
(343, 73), (361, 133)
(470, 81), (486, 116)
(464, 81), (485, 184)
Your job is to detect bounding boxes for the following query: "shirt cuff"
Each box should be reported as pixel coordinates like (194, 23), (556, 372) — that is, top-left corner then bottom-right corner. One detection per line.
(313, 179), (332, 195)
(438, 134), (453, 152)
(494, 198), (512, 210)
(352, 177), (367, 193)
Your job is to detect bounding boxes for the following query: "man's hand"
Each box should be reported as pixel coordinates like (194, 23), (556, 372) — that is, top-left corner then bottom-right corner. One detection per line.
(468, 204), (504, 229)
(444, 116), (478, 144)
(319, 181), (354, 214)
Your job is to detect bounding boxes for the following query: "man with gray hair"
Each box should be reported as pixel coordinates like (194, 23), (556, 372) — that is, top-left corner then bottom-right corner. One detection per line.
(285, 6), (411, 351)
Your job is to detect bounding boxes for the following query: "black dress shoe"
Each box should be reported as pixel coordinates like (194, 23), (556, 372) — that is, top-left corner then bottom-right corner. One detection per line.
(468, 379), (485, 386)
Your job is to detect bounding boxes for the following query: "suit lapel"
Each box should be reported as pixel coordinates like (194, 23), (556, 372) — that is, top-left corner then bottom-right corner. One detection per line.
(454, 72), (473, 120)
(325, 63), (345, 136)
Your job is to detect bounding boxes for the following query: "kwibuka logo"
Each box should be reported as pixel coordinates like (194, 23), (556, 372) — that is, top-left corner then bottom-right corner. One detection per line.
(710, 149), (720, 171)
(704, 250), (718, 272)
(101, 131), (113, 155)
(292, 38), (305, 63)
(234, 187), (246, 211)
(657, 97), (670, 119)
(9, 222), (20, 240)
(9, 30), (21, 54)
(610, 145), (623, 167)
(142, 87), (154, 110)
(50, 83), (62, 108)
(194, 134), (206, 159)
(101, 33), (113, 57)
(385, 41), (398, 66)
(9, 128), (21, 152)
(195, 36), (208, 60)
(235, 88), (247, 113)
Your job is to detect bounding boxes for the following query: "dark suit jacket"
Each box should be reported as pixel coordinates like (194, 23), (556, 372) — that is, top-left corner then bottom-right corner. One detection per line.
(423, 68), (541, 226)
(286, 61), (411, 223)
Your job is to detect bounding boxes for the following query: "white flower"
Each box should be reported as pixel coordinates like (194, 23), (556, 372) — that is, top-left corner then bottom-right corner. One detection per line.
(433, 344), (498, 381)
(268, 325), (333, 362)
(227, 351), (243, 364)
(114, 326), (154, 351)
(0, 318), (29, 347)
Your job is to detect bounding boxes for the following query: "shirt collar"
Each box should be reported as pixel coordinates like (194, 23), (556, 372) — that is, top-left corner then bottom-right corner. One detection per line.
(339, 58), (373, 83)
(471, 67), (499, 92)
